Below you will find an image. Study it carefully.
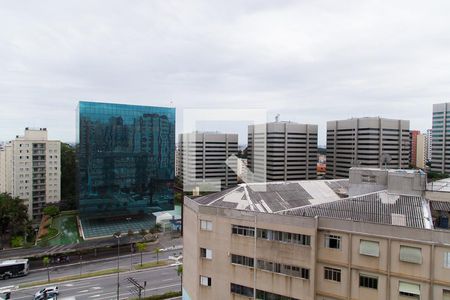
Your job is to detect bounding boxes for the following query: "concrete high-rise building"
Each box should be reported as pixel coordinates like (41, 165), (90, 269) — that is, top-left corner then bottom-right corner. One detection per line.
(431, 103), (450, 174)
(326, 117), (410, 179)
(179, 132), (238, 192)
(426, 129), (433, 162)
(415, 133), (426, 169)
(183, 168), (450, 300)
(410, 130), (420, 167)
(0, 128), (61, 221)
(248, 121), (318, 182)
(409, 130), (426, 169)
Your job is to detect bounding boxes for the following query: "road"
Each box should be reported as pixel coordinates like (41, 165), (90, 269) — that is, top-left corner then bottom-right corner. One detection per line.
(10, 265), (181, 299)
(3, 248), (182, 288)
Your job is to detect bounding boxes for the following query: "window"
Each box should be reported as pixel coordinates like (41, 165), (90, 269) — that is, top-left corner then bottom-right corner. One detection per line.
(400, 246), (422, 264)
(257, 229), (310, 246)
(359, 240), (380, 257)
(200, 220), (212, 231)
(359, 274), (378, 289)
(231, 254), (254, 267)
(399, 281), (420, 299)
(230, 283), (253, 297)
(232, 225), (255, 237)
(325, 234), (341, 249)
(444, 252), (450, 268)
(200, 248), (212, 259)
(200, 276), (211, 286)
(324, 267), (341, 282)
(443, 289), (450, 300)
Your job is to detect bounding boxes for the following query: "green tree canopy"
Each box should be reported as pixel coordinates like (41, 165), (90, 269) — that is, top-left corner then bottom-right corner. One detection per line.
(43, 205), (60, 217)
(60, 143), (76, 210)
(0, 193), (29, 247)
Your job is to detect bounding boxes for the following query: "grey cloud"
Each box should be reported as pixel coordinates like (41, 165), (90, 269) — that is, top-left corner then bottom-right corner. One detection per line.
(0, 0), (449, 144)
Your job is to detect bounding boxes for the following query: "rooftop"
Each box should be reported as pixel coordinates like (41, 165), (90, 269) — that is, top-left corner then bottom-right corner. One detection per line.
(194, 179), (348, 213)
(190, 168), (449, 230)
(282, 191), (432, 229)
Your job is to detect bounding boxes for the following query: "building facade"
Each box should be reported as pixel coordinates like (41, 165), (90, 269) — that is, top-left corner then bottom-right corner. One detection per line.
(326, 117), (410, 179)
(431, 103), (450, 174)
(179, 132), (238, 192)
(410, 130), (426, 169)
(77, 101), (175, 219)
(248, 121), (318, 182)
(0, 128), (61, 220)
(410, 130), (420, 167)
(183, 168), (450, 300)
(427, 129), (433, 163)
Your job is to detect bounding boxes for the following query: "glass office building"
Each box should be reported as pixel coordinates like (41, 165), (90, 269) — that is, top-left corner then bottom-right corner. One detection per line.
(77, 101), (175, 236)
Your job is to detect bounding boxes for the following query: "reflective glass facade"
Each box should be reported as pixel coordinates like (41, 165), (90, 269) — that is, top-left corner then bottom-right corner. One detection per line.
(77, 101), (175, 217)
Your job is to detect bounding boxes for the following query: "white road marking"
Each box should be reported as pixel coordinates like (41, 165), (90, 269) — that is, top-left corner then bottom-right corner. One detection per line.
(64, 283), (74, 287)
(91, 286), (102, 290)
(89, 295), (101, 298)
(79, 289), (89, 293)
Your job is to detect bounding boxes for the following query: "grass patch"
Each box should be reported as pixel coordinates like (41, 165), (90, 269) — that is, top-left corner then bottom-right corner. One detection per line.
(19, 268), (126, 288)
(133, 291), (182, 300)
(134, 260), (169, 270)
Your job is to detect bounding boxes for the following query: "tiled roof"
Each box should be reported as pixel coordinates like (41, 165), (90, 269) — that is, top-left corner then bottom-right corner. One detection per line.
(282, 191), (431, 229)
(192, 179), (348, 213)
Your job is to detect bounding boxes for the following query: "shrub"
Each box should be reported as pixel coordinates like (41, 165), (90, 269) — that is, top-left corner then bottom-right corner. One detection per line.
(11, 236), (24, 248)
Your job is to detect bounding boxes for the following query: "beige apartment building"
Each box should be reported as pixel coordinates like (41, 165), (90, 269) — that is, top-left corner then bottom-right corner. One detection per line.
(0, 128), (61, 221)
(183, 168), (450, 300)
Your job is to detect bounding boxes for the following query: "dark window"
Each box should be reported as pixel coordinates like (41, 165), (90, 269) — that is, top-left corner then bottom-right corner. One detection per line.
(324, 267), (341, 282)
(359, 274), (378, 289)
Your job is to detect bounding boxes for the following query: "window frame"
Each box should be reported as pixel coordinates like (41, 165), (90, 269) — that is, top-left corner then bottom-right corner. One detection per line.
(200, 220), (212, 231)
(359, 273), (378, 290)
(200, 248), (212, 260)
(200, 275), (212, 287)
(324, 234), (342, 250)
(324, 266), (341, 282)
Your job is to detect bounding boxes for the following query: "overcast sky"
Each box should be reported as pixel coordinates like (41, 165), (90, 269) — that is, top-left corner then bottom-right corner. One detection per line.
(1, 1), (449, 145)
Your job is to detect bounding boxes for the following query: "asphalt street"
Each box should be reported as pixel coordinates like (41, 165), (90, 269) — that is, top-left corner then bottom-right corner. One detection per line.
(10, 265), (181, 299)
(3, 249), (182, 288)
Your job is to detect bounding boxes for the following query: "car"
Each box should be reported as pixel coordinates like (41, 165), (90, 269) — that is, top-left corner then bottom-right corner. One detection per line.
(34, 291), (57, 300)
(34, 286), (59, 298)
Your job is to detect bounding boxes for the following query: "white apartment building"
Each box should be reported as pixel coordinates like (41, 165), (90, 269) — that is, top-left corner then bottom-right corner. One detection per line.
(327, 117), (410, 179)
(0, 128), (61, 221)
(183, 168), (450, 300)
(179, 132), (238, 193)
(431, 103), (450, 174)
(248, 121), (318, 182)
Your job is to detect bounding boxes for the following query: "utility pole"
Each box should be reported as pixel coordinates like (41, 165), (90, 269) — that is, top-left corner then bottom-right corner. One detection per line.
(113, 232), (122, 300)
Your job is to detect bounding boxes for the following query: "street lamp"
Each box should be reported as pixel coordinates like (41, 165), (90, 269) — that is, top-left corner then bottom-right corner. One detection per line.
(113, 232), (122, 300)
(126, 217), (132, 270)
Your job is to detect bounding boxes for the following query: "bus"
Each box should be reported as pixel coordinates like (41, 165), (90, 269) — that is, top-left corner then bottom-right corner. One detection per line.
(0, 259), (29, 280)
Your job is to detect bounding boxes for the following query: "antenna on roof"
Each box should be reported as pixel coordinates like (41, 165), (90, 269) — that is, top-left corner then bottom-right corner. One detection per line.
(275, 114), (280, 122)
(380, 152), (392, 170)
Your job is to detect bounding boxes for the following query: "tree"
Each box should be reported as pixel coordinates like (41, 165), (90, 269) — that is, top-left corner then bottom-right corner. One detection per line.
(154, 247), (161, 263)
(60, 143), (76, 210)
(43, 205), (60, 217)
(0, 193), (29, 248)
(139, 228), (147, 239)
(136, 242), (147, 266)
(176, 264), (183, 290)
(43, 256), (50, 282)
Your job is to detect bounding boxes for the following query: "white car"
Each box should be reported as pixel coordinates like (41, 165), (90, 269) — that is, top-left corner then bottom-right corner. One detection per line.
(34, 286), (59, 299)
(34, 292), (57, 300)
